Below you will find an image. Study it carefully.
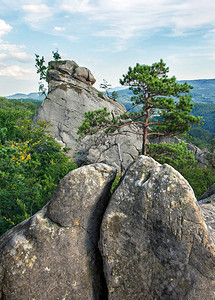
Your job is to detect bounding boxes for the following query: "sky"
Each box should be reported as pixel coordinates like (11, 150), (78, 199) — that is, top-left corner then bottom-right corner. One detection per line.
(0, 0), (215, 96)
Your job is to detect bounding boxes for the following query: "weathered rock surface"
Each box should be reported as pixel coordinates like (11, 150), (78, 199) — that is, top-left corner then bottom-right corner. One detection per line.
(33, 60), (142, 170)
(199, 195), (215, 244)
(73, 66), (96, 85)
(0, 163), (116, 300)
(47, 60), (96, 85)
(100, 156), (215, 299)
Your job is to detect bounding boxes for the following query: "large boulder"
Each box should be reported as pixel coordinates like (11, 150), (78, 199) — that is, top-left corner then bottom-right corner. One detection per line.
(33, 60), (142, 170)
(73, 66), (96, 85)
(100, 156), (215, 299)
(0, 164), (116, 300)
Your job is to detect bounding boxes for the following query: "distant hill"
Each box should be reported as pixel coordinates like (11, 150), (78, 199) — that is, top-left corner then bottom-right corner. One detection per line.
(6, 79), (215, 104)
(178, 79), (215, 103)
(6, 92), (45, 101)
(112, 79), (215, 107)
(191, 103), (215, 133)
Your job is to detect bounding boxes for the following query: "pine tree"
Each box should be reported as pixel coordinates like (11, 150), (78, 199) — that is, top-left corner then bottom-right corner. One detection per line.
(78, 59), (202, 155)
(100, 79), (112, 96)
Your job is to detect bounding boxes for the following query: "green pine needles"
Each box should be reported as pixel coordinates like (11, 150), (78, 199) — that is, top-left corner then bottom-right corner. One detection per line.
(35, 50), (62, 95)
(78, 59), (202, 155)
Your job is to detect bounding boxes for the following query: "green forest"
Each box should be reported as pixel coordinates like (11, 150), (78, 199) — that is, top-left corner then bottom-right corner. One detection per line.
(0, 97), (77, 235)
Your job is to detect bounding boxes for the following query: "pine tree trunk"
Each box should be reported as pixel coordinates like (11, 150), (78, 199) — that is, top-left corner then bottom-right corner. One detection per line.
(141, 105), (150, 155)
(141, 126), (147, 155)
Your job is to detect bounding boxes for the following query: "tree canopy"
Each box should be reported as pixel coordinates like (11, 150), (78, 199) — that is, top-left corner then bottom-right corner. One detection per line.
(78, 59), (202, 155)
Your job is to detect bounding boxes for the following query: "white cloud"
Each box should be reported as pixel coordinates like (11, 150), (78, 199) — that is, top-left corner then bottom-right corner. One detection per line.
(22, 4), (49, 13)
(61, 0), (94, 13)
(2, 0), (215, 40)
(0, 19), (12, 38)
(60, 0), (215, 40)
(0, 65), (35, 80)
(54, 26), (66, 32)
(0, 43), (33, 62)
(3, 0), (215, 44)
(22, 4), (53, 27)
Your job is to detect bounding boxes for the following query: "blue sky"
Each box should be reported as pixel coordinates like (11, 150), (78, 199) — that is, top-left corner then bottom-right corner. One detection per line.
(0, 0), (215, 96)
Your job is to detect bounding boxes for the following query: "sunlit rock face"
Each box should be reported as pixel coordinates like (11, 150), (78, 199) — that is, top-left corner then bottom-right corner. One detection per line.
(33, 59), (142, 170)
(100, 156), (215, 300)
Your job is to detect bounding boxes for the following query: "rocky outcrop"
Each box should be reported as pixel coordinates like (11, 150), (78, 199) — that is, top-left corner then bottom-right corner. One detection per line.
(1, 157), (215, 299)
(100, 156), (215, 299)
(47, 60), (96, 85)
(73, 66), (96, 85)
(0, 164), (116, 300)
(33, 60), (142, 170)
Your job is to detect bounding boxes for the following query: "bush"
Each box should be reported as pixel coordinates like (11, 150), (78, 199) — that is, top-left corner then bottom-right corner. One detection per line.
(0, 99), (77, 235)
(98, 92), (104, 99)
(110, 173), (121, 193)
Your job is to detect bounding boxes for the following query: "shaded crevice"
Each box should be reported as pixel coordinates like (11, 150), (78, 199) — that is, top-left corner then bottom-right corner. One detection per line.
(45, 216), (65, 228)
(85, 171), (116, 300)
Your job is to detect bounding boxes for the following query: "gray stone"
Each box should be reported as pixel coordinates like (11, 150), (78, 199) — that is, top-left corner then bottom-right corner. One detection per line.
(0, 163), (116, 300)
(195, 149), (211, 167)
(33, 60), (142, 170)
(100, 156), (215, 300)
(199, 195), (215, 244)
(73, 67), (96, 85)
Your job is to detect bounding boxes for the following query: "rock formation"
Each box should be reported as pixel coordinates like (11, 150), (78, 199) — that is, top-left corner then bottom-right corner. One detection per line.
(33, 60), (142, 170)
(0, 164), (116, 300)
(100, 156), (215, 299)
(1, 156), (215, 299)
(47, 60), (96, 86)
